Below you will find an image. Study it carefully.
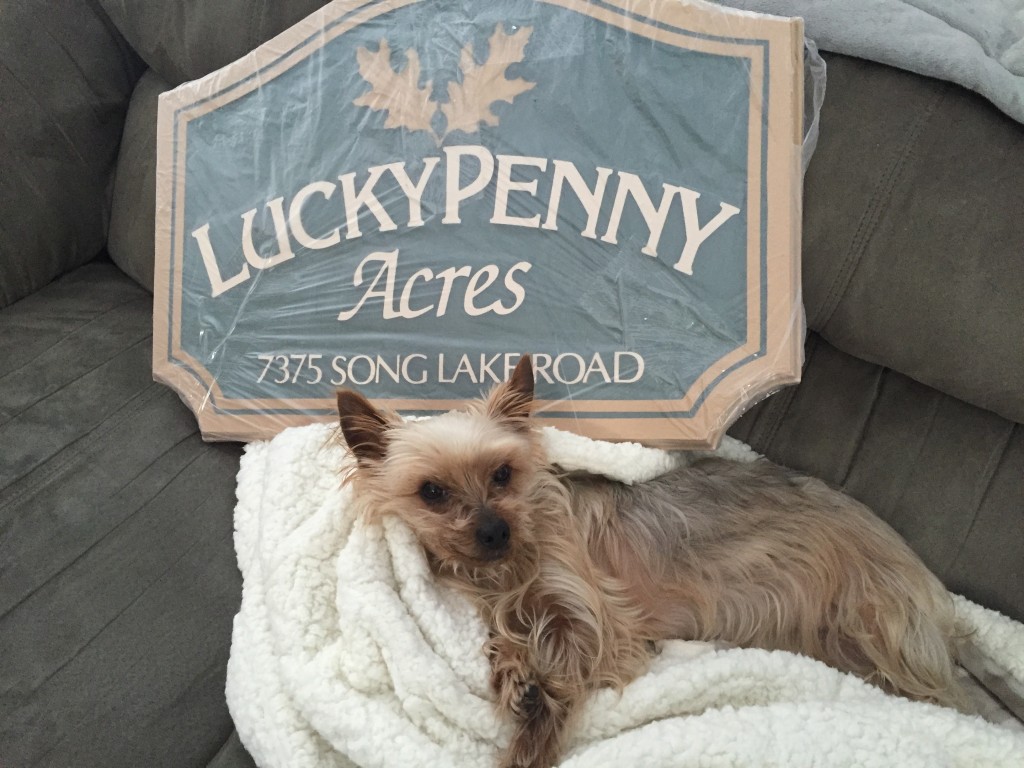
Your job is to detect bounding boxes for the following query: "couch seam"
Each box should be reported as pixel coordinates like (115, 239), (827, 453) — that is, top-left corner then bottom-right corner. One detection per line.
(811, 83), (948, 332)
(944, 422), (1017, 578)
(13, 527), (231, 768)
(0, 432), (210, 625)
(82, 0), (147, 93)
(205, 730), (252, 768)
(838, 363), (887, 490)
(758, 334), (817, 455)
(889, 389), (942, 521)
(0, 472), (214, 670)
(0, 297), (151, 390)
(0, 376), (165, 507)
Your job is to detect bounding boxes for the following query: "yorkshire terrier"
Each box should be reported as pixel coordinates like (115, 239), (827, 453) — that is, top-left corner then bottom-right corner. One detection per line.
(336, 355), (964, 768)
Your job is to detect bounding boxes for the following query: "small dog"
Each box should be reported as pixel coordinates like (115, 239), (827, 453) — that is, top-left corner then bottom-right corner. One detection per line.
(336, 355), (964, 768)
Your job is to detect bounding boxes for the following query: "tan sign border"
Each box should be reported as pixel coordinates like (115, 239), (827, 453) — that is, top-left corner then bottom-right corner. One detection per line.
(153, 0), (803, 447)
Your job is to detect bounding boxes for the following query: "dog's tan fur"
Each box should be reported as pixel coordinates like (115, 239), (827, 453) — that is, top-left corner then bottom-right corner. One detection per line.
(337, 356), (965, 768)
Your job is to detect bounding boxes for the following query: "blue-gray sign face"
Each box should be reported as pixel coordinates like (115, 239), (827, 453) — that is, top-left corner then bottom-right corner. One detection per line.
(154, 0), (804, 446)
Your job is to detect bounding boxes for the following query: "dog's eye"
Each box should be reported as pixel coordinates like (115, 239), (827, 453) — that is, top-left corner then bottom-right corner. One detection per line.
(492, 464), (512, 486)
(419, 481), (448, 505)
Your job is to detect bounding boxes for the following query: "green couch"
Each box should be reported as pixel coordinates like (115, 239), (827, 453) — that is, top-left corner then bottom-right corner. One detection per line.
(1, 1), (1021, 766)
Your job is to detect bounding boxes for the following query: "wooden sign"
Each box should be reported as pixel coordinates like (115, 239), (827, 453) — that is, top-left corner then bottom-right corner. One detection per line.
(154, 0), (804, 447)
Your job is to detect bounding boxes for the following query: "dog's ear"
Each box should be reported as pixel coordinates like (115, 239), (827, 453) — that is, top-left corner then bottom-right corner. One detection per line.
(486, 354), (534, 428)
(336, 389), (392, 464)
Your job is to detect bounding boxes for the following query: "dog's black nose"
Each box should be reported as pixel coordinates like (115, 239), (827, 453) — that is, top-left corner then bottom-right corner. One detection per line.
(475, 514), (510, 553)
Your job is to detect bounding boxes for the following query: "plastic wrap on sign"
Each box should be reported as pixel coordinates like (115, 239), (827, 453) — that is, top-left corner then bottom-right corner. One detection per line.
(153, 0), (824, 448)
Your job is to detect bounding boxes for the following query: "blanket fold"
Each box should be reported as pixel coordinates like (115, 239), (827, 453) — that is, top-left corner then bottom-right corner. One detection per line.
(716, 0), (1024, 125)
(228, 423), (1024, 768)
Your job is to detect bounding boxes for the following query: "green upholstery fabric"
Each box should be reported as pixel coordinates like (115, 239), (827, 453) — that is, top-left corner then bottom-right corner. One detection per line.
(0, 261), (251, 767)
(0, 0), (144, 308)
(97, 0), (332, 85)
(108, 69), (169, 292)
(802, 57), (1024, 424)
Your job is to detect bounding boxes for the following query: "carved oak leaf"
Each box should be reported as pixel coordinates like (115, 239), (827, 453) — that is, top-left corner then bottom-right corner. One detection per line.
(353, 40), (437, 134)
(441, 25), (535, 137)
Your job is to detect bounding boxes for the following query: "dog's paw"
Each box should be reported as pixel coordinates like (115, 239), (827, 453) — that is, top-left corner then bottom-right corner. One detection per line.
(491, 665), (541, 720)
(486, 637), (540, 718)
(510, 681), (542, 719)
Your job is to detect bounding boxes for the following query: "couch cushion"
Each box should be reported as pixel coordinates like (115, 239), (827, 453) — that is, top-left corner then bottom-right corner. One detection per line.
(0, 260), (252, 767)
(803, 56), (1024, 425)
(98, 0), (332, 85)
(731, 333), (1024, 623)
(0, 0), (144, 308)
(108, 69), (169, 291)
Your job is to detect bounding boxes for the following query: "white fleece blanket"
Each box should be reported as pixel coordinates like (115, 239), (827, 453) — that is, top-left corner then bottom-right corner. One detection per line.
(715, 0), (1024, 124)
(227, 422), (1024, 768)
